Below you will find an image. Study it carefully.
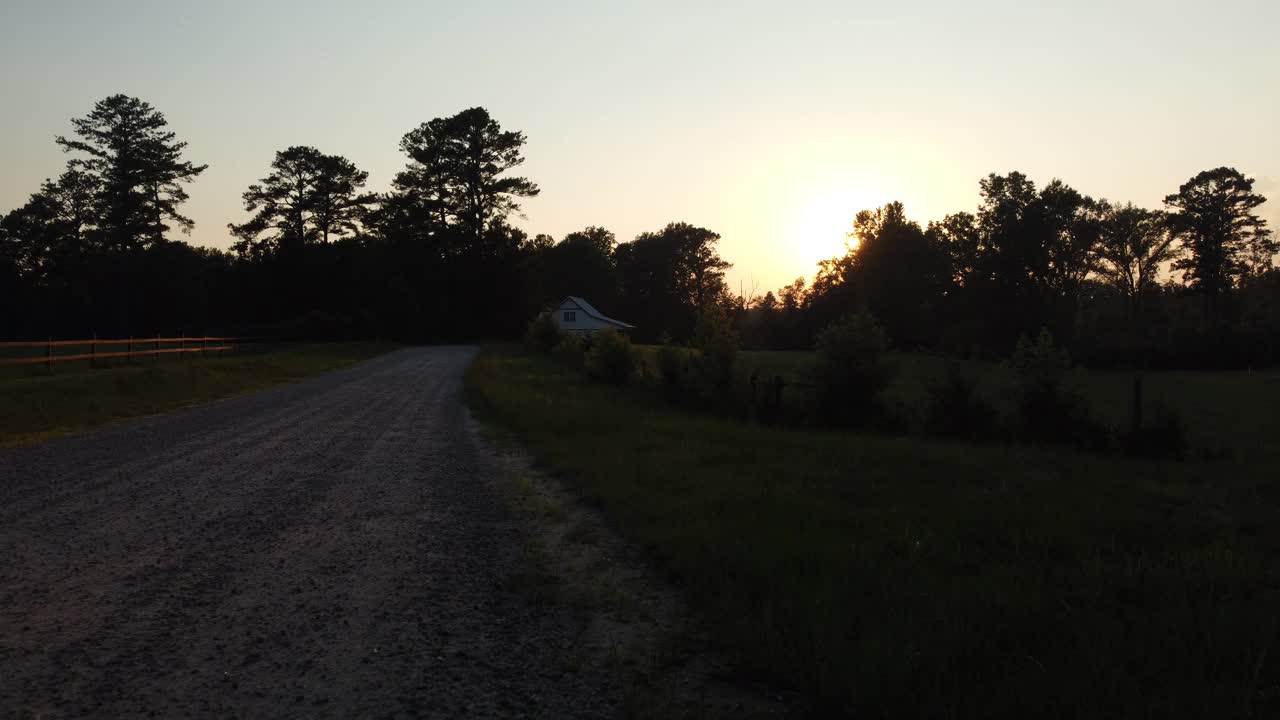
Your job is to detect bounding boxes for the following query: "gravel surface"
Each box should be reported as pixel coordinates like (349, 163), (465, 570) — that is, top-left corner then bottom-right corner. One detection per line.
(0, 347), (622, 719)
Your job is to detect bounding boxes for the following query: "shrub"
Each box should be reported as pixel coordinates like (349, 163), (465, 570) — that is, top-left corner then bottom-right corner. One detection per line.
(585, 328), (635, 385)
(525, 312), (562, 352)
(1014, 380), (1111, 449)
(1009, 328), (1071, 384)
(553, 332), (587, 368)
(1121, 407), (1189, 460)
(925, 368), (999, 442)
(690, 305), (739, 406)
(813, 309), (890, 427)
(1008, 329), (1110, 450)
(657, 333), (687, 402)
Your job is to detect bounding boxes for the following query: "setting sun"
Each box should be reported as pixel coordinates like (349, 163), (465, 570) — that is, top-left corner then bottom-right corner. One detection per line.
(785, 185), (887, 270)
(2, 2), (1279, 717)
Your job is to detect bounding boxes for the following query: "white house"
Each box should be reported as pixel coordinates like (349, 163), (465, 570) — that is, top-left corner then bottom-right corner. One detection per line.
(550, 296), (635, 334)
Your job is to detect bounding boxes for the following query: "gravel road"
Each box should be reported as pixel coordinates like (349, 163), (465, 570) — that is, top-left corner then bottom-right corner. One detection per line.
(0, 347), (623, 718)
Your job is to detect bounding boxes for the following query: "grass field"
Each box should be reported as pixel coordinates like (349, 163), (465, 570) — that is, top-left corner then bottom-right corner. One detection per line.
(0, 342), (395, 447)
(467, 346), (1280, 718)
(634, 345), (1280, 461)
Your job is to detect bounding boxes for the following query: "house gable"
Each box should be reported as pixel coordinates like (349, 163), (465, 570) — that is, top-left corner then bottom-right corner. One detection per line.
(552, 296), (634, 332)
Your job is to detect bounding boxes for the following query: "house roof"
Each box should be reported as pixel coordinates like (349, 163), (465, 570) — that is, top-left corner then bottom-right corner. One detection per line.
(562, 296), (635, 329)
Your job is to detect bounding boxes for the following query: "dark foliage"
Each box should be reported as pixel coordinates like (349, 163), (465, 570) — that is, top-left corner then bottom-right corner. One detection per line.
(1008, 331), (1112, 451)
(689, 305), (739, 407)
(3, 96), (1277, 383)
(748, 171), (1276, 371)
(924, 369), (1000, 442)
(1165, 168), (1274, 325)
(656, 335), (687, 403)
(585, 327), (635, 385)
(1121, 409), (1189, 460)
(1013, 380), (1111, 450)
(229, 146), (376, 257)
(524, 312), (563, 352)
(615, 223), (733, 344)
(552, 332), (588, 370)
(812, 310), (890, 427)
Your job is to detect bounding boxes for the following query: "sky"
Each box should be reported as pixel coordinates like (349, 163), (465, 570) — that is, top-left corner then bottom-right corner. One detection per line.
(2, 0), (1277, 293)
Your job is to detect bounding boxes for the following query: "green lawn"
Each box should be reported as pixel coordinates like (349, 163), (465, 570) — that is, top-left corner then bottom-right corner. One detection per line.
(467, 346), (1280, 718)
(0, 342), (395, 447)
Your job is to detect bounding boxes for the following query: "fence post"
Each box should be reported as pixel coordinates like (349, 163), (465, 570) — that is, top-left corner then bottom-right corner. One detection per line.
(46, 337), (53, 373)
(179, 333), (185, 360)
(127, 337), (133, 364)
(156, 332), (161, 362)
(91, 333), (97, 369)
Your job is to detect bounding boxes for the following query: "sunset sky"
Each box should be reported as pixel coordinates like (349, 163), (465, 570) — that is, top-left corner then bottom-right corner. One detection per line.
(2, 0), (1277, 293)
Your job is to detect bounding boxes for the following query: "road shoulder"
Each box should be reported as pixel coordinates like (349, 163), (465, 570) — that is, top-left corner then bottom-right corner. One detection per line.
(479, 424), (799, 719)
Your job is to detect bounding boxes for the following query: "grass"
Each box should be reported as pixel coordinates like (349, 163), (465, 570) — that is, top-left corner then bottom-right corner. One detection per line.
(635, 345), (1280, 461)
(467, 346), (1280, 718)
(0, 342), (395, 447)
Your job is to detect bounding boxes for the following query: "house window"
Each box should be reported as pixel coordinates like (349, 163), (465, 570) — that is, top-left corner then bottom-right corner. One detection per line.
(563, 311), (576, 322)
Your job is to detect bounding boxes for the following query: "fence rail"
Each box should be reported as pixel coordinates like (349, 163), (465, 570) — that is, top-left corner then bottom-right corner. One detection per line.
(0, 336), (240, 369)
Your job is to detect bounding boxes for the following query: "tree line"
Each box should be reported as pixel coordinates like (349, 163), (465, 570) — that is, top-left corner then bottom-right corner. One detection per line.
(0, 95), (734, 345)
(742, 170), (1277, 368)
(2, 94), (1276, 368)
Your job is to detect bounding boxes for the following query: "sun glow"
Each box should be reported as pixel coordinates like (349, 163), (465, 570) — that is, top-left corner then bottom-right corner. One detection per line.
(785, 185), (886, 272)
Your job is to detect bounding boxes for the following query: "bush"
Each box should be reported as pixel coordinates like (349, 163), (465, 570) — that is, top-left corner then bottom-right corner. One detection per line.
(1008, 329), (1110, 450)
(525, 312), (562, 352)
(1121, 406), (1189, 460)
(813, 309), (890, 427)
(925, 368), (999, 442)
(585, 328), (635, 385)
(690, 305), (739, 406)
(1008, 328), (1071, 383)
(657, 334), (688, 402)
(553, 333), (587, 368)
(1014, 381), (1111, 450)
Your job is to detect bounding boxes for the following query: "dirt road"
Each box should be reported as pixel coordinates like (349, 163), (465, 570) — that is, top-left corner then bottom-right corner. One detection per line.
(0, 347), (620, 718)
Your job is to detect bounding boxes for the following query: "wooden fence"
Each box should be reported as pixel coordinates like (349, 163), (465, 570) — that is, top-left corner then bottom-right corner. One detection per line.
(0, 336), (240, 370)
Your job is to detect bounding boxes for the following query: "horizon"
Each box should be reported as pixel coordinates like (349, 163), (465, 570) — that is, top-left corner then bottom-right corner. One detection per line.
(8, 4), (1280, 716)
(2, 0), (1278, 292)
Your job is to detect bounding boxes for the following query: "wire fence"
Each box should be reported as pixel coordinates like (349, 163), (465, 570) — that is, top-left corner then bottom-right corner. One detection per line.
(0, 336), (241, 371)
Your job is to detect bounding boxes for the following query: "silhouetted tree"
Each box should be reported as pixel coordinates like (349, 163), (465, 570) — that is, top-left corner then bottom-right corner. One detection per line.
(230, 146), (375, 258)
(535, 227), (618, 311)
(758, 290), (778, 313)
(1095, 203), (1179, 331)
(1039, 179), (1103, 334)
(926, 211), (980, 287)
(12, 95), (1280, 370)
(2, 172), (95, 284)
(525, 233), (556, 252)
(312, 154), (377, 244)
(616, 222), (731, 341)
(962, 173), (1102, 347)
(808, 202), (951, 348)
(395, 107), (539, 247)
(779, 277), (808, 311)
(56, 95), (206, 251)
(1164, 167), (1273, 324)
(562, 226), (617, 258)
